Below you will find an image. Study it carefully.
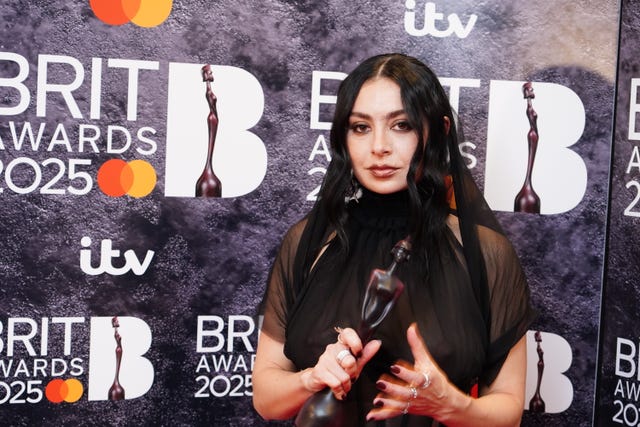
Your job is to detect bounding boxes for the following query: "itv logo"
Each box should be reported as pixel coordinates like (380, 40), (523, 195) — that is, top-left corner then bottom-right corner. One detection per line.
(404, 0), (477, 39)
(79, 236), (154, 276)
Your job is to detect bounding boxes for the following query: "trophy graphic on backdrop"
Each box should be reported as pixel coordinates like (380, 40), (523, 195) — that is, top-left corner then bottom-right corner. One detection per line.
(195, 64), (222, 197)
(295, 239), (411, 427)
(108, 316), (125, 401)
(514, 81), (541, 213)
(529, 331), (546, 412)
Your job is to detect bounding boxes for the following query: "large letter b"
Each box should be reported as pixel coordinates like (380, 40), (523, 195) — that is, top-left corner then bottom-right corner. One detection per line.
(484, 80), (587, 214)
(87, 316), (154, 400)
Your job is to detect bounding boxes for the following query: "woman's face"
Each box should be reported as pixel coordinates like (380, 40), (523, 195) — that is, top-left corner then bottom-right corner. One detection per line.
(347, 77), (422, 194)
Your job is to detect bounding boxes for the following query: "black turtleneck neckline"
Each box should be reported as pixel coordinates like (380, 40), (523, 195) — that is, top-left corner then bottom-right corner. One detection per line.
(347, 187), (410, 232)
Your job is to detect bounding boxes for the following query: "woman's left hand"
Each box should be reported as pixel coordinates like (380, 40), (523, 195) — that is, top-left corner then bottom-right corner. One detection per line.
(366, 322), (454, 421)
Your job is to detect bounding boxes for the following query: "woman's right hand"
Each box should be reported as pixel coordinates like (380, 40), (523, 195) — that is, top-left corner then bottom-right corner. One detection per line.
(300, 327), (382, 400)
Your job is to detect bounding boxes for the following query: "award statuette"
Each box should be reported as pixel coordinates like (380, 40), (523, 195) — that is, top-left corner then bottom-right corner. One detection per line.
(108, 316), (125, 401)
(295, 239), (411, 427)
(529, 331), (546, 412)
(514, 81), (541, 213)
(195, 64), (222, 197)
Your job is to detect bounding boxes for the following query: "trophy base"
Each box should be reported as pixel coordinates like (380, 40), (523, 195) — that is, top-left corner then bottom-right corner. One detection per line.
(295, 388), (356, 427)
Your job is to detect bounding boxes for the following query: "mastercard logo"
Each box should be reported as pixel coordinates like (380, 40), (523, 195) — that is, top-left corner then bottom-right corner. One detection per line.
(45, 378), (83, 403)
(89, 0), (173, 28)
(97, 159), (157, 198)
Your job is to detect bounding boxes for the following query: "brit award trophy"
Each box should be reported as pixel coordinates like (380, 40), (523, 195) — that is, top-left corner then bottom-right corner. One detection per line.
(529, 331), (546, 412)
(514, 81), (541, 213)
(108, 316), (125, 400)
(195, 64), (222, 197)
(295, 238), (411, 427)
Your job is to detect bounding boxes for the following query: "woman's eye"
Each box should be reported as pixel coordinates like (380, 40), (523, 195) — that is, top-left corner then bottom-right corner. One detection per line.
(350, 123), (369, 133)
(393, 121), (412, 131)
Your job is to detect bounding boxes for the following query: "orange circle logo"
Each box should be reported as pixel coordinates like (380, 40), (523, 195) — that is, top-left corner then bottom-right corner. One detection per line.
(97, 159), (157, 198)
(45, 378), (84, 403)
(89, 0), (173, 27)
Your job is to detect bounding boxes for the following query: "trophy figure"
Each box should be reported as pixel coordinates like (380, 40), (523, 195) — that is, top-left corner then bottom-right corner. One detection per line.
(295, 239), (411, 427)
(514, 81), (541, 213)
(108, 316), (125, 401)
(195, 64), (222, 197)
(529, 331), (546, 412)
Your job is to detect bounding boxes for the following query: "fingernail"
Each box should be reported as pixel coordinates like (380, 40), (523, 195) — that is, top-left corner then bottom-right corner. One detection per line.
(390, 365), (401, 374)
(376, 381), (386, 391)
(374, 399), (384, 407)
(355, 350), (363, 358)
(340, 393), (346, 401)
(350, 377), (357, 383)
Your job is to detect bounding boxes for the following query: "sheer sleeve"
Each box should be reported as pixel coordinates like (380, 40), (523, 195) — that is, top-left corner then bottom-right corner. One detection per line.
(259, 218), (307, 343)
(479, 226), (536, 385)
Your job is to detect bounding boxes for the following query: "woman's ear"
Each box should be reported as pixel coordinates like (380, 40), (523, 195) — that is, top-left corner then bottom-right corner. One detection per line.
(443, 116), (451, 135)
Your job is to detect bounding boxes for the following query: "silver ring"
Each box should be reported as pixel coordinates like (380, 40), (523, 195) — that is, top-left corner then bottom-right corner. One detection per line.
(420, 371), (431, 389)
(402, 400), (410, 415)
(409, 386), (417, 400)
(336, 349), (351, 364)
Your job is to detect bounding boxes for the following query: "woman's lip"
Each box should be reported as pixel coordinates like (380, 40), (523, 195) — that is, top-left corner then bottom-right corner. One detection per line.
(369, 166), (398, 177)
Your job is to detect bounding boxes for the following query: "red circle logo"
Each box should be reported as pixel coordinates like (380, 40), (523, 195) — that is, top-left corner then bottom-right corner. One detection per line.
(45, 378), (84, 403)
(89, 0), (173, 27)
(97, 159), (157, 198)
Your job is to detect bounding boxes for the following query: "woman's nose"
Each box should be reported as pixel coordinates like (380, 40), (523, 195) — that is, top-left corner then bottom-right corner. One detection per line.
(371, 129), (391, 155)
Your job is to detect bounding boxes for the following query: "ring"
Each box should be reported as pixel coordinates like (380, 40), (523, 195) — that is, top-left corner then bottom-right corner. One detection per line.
(336, 349), (351, 364)
(402, 400), (410, 415)
(409, 386), (417, 400)
(420, 371), (431, 389)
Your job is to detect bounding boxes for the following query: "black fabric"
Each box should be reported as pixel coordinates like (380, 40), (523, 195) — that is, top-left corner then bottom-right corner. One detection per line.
(260, 184), (536, 426)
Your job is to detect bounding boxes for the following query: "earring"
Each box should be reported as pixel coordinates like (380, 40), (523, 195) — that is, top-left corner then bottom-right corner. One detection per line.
(344, 176), (363, 203)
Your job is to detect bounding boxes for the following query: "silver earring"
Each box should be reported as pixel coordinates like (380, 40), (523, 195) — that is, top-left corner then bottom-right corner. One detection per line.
(345, 176), (363, 203)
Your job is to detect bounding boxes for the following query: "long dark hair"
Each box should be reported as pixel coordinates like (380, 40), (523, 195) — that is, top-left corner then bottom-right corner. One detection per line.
(318, 53), (459, 257)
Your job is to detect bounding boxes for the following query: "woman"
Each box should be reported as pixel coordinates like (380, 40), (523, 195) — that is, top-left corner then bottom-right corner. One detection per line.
(253, 53), (536, 426)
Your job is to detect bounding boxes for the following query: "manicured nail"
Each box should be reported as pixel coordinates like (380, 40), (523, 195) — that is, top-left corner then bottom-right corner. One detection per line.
(350, 377), (357, 383)
(374, 399), (384, 407)
(376, 381), (386, 391)
(390, 365), (401, 374)
(355, 350), (363, 358)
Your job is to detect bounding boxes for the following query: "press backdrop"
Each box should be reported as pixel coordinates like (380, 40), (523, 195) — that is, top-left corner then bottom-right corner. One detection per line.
(0, 1), (630, 426)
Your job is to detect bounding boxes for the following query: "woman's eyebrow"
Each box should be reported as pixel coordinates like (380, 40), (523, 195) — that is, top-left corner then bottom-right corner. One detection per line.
(349, 109), (406, 120)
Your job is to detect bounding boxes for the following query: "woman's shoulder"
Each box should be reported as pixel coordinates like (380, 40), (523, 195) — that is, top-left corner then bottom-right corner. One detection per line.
(277, 216), (309, 256)
(446, 214), (516, 257)
(282, 215), (310, 243)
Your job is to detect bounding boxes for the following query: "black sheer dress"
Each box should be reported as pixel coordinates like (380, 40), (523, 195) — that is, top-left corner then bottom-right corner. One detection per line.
(260, 188), (536, 426)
